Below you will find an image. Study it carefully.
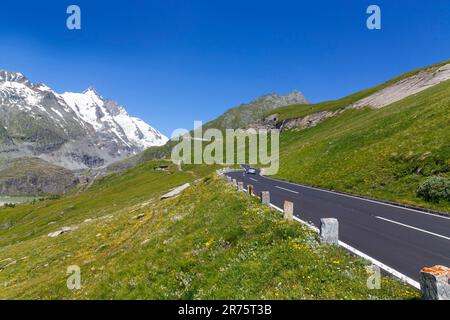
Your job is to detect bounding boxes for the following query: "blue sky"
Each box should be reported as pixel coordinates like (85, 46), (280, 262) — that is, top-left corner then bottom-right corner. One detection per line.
(1, 0), (449, 136)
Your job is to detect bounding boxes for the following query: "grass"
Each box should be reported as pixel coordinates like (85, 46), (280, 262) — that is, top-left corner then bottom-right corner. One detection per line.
(0, 160), (216, 247)
(0, 163), (418, 299)
(266, 59), (450, 121)
(273, 80), (450, 213)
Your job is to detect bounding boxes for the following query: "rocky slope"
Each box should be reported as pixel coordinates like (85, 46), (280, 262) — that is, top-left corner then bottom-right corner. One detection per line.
(348, 63), (450, 109)
(0, 70), (168, 171)
(0, 157), (78, 195)
(203, 90), (307, 131)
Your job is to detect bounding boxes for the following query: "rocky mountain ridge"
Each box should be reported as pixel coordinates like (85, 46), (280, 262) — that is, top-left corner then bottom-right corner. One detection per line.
(203, 90), (308, 131)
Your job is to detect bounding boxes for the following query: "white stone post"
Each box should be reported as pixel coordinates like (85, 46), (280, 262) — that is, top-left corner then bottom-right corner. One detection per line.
(320, 218), (339, 245)
(237, 182), (244, 192)
(283, 201), (293, 221)
(261, 191), (270, 205)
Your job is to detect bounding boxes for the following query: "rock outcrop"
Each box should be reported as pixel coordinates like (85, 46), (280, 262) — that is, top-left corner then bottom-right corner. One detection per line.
(204, 91), (308, 131)
(160, 183), (191, 199)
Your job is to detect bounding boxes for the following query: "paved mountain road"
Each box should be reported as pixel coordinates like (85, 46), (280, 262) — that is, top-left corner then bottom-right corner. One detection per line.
(224, 170), (450, 283)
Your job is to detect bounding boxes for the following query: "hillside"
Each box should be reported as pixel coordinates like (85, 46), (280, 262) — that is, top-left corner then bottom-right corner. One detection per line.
(0, 162), (417, 299)
(265, 60), (450, 122)
(204, 91), (307, 131)
(0, 157), (78, 195)
(274, 79), (450, 212)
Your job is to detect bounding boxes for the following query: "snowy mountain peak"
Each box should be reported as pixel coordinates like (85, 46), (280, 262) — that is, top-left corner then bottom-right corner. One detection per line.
(0, 70), (168, 170)
(0, 70), (30, 85)
(83, 86), (102, 97)
(33, 83), (53, 92)
(60, 87), (168, 150)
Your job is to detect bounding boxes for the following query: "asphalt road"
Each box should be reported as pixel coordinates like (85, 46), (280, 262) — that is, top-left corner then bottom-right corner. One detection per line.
(225, 170), (450, 283)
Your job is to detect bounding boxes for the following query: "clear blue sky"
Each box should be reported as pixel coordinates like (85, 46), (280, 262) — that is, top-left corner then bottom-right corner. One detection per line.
(1, 0), (449, 136)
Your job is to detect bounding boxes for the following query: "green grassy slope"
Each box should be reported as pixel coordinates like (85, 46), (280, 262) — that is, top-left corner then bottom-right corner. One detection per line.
(267, 60), (450, 121)
(275, 80), (450, 212)
(0, 161), (215, 248)
(0, 170), (417, 299)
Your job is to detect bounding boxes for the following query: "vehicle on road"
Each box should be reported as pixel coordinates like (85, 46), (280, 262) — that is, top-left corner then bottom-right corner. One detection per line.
(246, 168), (256, 174)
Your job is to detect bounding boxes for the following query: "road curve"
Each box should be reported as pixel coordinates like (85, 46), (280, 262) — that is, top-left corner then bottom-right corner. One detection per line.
(224, 170), (450, 283)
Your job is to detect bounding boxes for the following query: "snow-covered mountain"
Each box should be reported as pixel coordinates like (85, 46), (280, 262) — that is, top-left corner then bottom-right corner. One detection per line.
(0, 70), (168, 170)
(61, 88), (167, 149)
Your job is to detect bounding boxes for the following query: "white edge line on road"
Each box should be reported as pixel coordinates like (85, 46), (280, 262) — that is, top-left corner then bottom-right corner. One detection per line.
(269, 203), (420, 290)
(376, 216), (450, 241)
(337, 241), (421, 289)
(249, 178), (258, 182)
(275, 186), (299, 194)
(261, 175), (450, 221)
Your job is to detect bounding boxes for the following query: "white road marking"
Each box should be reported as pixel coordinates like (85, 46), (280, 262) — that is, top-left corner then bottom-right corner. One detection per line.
(261, 175), (450, 220)
(268, 203), (419, 289)
(249, 178), (258, 182)
(275, 186), (299, 194)
(376, 216), (450, 241)
(337, 241), (420, 289)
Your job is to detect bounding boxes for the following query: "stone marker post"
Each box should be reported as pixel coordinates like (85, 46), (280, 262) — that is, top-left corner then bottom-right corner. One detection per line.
(283, 201), (293, 221)
(247, 184), (254, 195)
(320, 218), (339, 245)
(261, 191), (270, 205)
(237, 182), (244, 192)
(227, 176), (232, 183)
(232, 179), (237, 187)
(420, 265), (450, 300)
